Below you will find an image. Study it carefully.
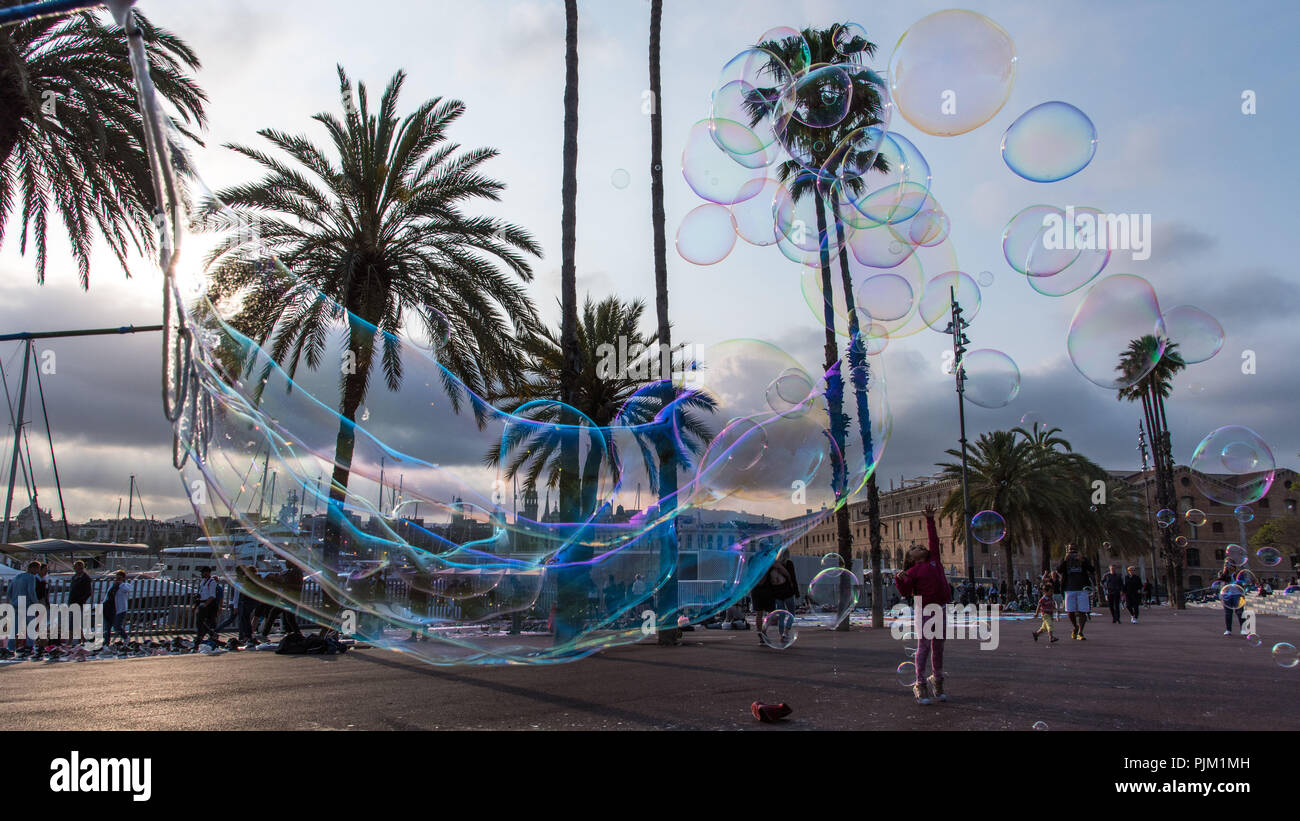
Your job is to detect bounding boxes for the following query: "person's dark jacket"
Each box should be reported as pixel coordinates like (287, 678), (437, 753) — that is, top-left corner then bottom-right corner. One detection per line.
(1123, 573), (1143, 601)
(1056, 558), (1094, 592)
(769, 559), (799, 600)
(69, 572), (92, 607)
(1101, 571), (1123, 595)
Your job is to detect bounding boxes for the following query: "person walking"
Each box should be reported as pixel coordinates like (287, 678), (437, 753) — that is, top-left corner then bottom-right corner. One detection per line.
(69, 561), (92, 645)
(234, 566), (259, 644)
(1143, 579), (1155, 606)
(895, 505), (953, 704)
(1123, 566), (1143, 623)
(1217, 560), (1247, 636)
(1101, 564), (1124, 624)
(1056, 545), (1096, 640)
(1032, 582), (1061, 644)
(106, 570), (131, 644)
(767, 550), (800, 645)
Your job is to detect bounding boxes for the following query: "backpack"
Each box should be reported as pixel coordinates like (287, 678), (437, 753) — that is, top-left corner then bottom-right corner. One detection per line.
(275, 632), (310, 655)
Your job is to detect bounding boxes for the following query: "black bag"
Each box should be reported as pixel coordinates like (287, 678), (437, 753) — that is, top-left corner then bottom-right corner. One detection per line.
(275, 632), (309, 655)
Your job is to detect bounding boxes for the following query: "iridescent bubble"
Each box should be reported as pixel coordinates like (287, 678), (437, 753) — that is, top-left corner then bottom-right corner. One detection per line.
(897, 661), (917, 686)
(833, 21), (870, 55)
(708, 82), (780, 169)
(1019, 411), (1045, 428)
(729, 177), (781, 246)
(1245, 633), (1262, 647)
(971, 510), (1007, 544)
(1174, 535), (1189, 548)
(776, 63), (854, 129)
(978, 270), (994, 287)
(765, 367), (817, 417)
(1189, 426), (1275, 506)
(888, 9), (1017, 137)
(848, 220), (916, 268)
(1184, 508), (1207, 527)
(821, 122), (891, 185)
(611, 168), (630, 189)
(1256, 547), (1282, 567)
(908, 208), (950, 246)
(822, 552), (844, 568)
(757, 27), (811, 70)
(718, 47), (790, 108)
(1066, 275), (1166, 390)
(1033, 721), (1049, 731)
(1220, 583), (1245, 601)
(1001, 101), (1097, 182)
(1273, 642), (1299, 669)
(773, 173), (837, 255)
(919, 270), (981, 330)
(1002, 205), (1078, 277)
(808, 567), (861, 628)
(1026, 207), (1112, 297)
(1155, 508), (1175, 528)
(960, 349), (1021, 409)
(1159, 305), (1224, 364)
(1233, 505), (1254, 523)
(856, 274), (914, 322)
(761, 609), (798, 649)
(682, 120), (766, 205)
(1225, 544), (1248, 567)
(676, 203), (737, 265)
(1234, 569), (1257, 588)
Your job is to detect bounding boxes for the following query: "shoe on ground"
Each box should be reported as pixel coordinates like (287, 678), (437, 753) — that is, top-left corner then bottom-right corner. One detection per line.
(750, 701), (793, 722)
(912, 683), (932, 705)
(1076, 634), (1086, 640)
(1032, 631), (1039, 642)
(928, 675), (947, 702)
(1223, 630), (1231, 635)
(1050, 635), (1060, 643)
(1130, 617), (1137, 624)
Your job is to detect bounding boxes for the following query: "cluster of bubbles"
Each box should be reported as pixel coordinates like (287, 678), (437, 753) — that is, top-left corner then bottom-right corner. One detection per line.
(677, 19), (1024, 407)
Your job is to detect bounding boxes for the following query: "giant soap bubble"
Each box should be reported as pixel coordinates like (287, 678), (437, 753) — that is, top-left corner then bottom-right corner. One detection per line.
(1066, 275), (1166, 390)
(1189, 426), (1275, 506)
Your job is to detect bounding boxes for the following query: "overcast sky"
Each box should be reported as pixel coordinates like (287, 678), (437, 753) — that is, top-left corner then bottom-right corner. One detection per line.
(1, 0), (1295, 523)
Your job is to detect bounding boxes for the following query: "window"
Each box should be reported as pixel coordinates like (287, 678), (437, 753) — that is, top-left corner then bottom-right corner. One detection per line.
(1287, 499), (1296, 512)
(1189, 575), (1203, 590)
(1186, 548), (1200, 566)
(1212, 549), (1222, 562)
(1180, 477), (1190, 487)
(1211, 522), (1223, 533)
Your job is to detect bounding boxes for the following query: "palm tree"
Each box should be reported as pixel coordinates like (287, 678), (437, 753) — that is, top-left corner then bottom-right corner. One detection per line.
(0, 7), (207, 287)
(748, 26), (891, 627)
(1086, 480), (1150, 568)
(203, 67), (541, 564)
(484, 296), (716, 520)
(938, 430), (1084, 585)
(1011, 422), (1077, 572)
(1118, 336), (1187, 606)
(554, 0), (583, 642)
(647, 0), (682, 644)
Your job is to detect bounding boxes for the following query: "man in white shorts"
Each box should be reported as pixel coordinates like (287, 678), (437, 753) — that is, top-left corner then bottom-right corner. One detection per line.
(1056, 544), (1096, 641)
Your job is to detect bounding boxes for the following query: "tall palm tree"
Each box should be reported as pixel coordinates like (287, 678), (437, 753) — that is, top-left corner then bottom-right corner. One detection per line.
(647, 0), (682, 644)
(1118, 336), (1187, 606)
(748, 26), (891, 628)
(554, 0), (583, 642)
(0, 6), (207, 287)
(485, 296), (716, 519)
(203, 67), (541, 564)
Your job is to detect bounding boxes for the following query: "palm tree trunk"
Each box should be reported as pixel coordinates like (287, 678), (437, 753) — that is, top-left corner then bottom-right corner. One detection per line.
(1150, 387), (1185, 608)
(0, 30), (30, 170)
(554, 0), (583, 644)
(323, 331), (374, 566)
(830, 190), (881, 628)
(812, 196), (853, 616)
(648, 0), (681, 644)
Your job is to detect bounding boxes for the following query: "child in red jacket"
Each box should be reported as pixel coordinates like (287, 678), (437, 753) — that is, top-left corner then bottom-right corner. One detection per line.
(895, 505), (953, 705)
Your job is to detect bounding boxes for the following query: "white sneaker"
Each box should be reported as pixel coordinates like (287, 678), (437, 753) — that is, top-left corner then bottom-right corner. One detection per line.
(1223, 630), (1231, 635)
(1130, 617), (1137, 624)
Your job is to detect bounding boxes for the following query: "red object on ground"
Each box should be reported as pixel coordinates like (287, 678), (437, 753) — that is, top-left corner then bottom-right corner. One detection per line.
(750, 701), (793, 723)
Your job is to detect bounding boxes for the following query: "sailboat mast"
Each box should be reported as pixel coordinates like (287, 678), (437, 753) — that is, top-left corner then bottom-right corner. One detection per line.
(1, 340), (32, 544)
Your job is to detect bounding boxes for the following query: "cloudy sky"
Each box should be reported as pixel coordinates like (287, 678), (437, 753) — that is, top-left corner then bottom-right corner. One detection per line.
(1, 0), (1296, 524)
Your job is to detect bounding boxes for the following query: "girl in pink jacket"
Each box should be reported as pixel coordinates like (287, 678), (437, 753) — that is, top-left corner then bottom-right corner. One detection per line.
(895, 505), (953, 704)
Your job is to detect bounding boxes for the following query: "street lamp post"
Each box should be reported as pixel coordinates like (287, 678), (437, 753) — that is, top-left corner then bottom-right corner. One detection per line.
(943, 286), (976, 589)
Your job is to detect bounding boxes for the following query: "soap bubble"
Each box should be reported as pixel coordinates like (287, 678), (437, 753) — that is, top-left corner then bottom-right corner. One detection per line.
(971, 510), (1007, 544)
(610, 168), (630, 189)
(1184, 508), (1207, 527)
(897, 661), (917, 686)
(729, 177), (781, 246)
(1174, 536), (1188, 548)
(1273, 642), (1299, 669)
(908, 208), (950, 247)
(1245, 633), (1262, 647)
(1189, 426), (1275, 506)
(1066, 275), (1166, 390)
(821, 552), (844, 568)
(776, 63), (854, 129)
(888, 9), (1017, 137)
(676, 203), (737, 265)
(919, 270), (982, 330)
(978, 270), (994, 287)
(833, 21), (871, 55)
(856, 274), (915, 322)
(757, 27), (811, 70)
(1155, 508), (1175, 528)
(761, 610), (798, 649)
(1256, 547), (1282, 567)
(682, 119), (766, 205)
(1220, 583), (1245, 602)
(959, 349), (1021, 409)
(1159, 305), (1225, 364)
(1026, 208), (1111, 297)
(1225, 545), (1248, 567)
(1001, 101), (1097, 182)
(1233, 505), (1254, 523)
(1032, 721), (1049, 731)
(765, 367), (817, 417)
(808, 567), (861, 628)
